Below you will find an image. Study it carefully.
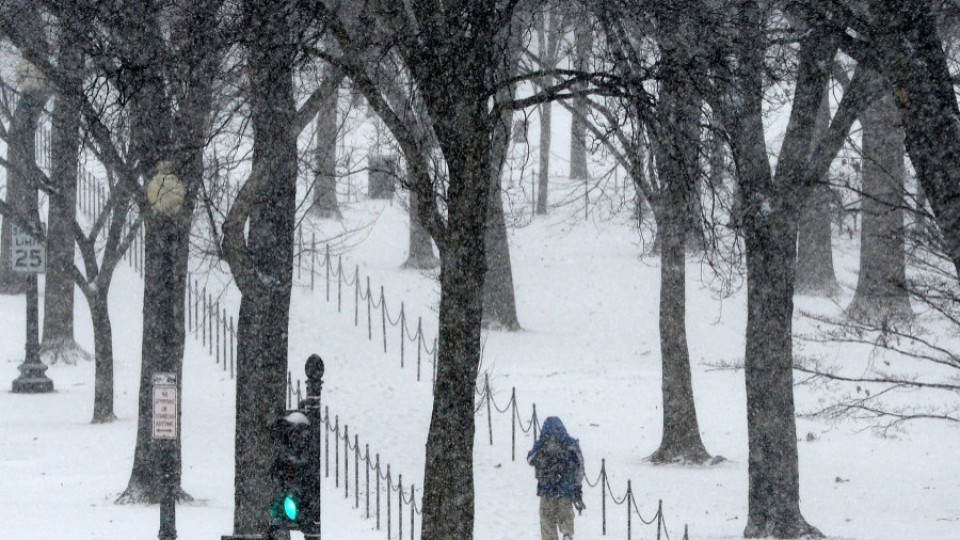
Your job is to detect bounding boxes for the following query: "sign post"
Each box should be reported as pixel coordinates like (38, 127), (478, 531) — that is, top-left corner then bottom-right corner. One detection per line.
(153, 372), (178, 540)
(11, 223), (52, 393)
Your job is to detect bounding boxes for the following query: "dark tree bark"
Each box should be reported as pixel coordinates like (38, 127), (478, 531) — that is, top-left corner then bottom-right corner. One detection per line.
(715, 5), (828, 536)
(221, 1), (297, 533)
(403, 189), (438, 269)
(390, 6), (499, 538)
(309, 70), (344, 219)
(482, 157), (520, 330)
(88, 288), (115, 422)
(41, 19), (87, 364)
(482, 9), (527, 332)
(421, 121), (490, 540)
(318, 2), (573, 535)
(0, 79), (45, 295)
(647, 1), (712, 464)
(796, 183), (839, 295)
(847, 92), (910, 321)
(847, 2), (960, 280)
(795, 89), (840, 296)
(117, 0), (218, 505)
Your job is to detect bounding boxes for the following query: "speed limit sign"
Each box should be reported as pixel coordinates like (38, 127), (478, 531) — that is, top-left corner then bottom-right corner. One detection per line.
(11, 224), (46, 274)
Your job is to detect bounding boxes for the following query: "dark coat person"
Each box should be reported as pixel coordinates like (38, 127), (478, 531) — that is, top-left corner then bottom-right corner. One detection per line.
(527, 416), (585, 540)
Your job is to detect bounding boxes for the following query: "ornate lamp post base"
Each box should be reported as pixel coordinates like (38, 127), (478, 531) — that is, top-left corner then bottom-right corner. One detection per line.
(12, 275), (53, 393)
(12, 362), (54, 393)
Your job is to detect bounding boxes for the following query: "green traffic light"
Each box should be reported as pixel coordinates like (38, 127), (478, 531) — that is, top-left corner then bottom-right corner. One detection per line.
(283, 494), (298, 521)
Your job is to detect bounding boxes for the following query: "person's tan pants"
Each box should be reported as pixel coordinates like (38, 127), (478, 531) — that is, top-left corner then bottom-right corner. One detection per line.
(539, 497), (574, 540)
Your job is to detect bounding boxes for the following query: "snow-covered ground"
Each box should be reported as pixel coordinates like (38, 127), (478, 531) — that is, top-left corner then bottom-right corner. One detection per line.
(2, 193), (960, 540)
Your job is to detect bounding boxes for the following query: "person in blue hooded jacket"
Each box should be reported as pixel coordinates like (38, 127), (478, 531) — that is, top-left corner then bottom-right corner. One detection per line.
(527, 416), (585, 540)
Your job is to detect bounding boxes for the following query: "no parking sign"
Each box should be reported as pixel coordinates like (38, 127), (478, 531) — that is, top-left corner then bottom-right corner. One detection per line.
(151, 373), (178, 440)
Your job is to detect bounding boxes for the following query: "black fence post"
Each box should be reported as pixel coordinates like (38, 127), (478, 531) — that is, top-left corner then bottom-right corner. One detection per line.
(355, 435), (360, 509)
(386, 465), (392, 540)
(381, 287), (387, 353)
(325, 406), (330, 478)
(511, 387), (517, 461)
(399, 302), (405, 368)
(208, 293), (213, 356)
(397, 474), (403, 540)
(337, 255), (343, 313)
(376, 454), (381, 530)
(366, 277), (373, 340)
(354, 266), (360, 326)
(416, 318), (423, 381)
(201, 287), (207, 347)
(601, 458), (607, 536)
(657, 499), (663, 540)
(365, 444), (371, 518)
(215, 300), (221, 364)
(229, 316), (235, 378)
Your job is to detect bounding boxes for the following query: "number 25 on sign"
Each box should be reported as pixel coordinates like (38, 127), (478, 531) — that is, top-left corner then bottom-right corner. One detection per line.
(11, 224), (46, 274)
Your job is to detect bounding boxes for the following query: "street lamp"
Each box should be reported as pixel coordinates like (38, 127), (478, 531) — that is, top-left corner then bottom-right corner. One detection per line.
(10, 59), (52, 394)
(147, 162), (185, 215)
(15, 59), (46, 94)
(146, 161), (185, 540)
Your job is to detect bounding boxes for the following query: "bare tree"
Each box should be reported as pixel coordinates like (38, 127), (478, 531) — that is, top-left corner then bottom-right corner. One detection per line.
(40, 15), (89, 365)
(568, 4), (592, 181)
(312, 1), (600, 536)
(308, 67), (345, 219)
(646, 0), (714, 464)
(794, 1), (960, 281)
(534, 2), (565, 215)
(847, 91), (911, 321)
(795, 84), (840, 296)
(706, 3), (851, 535)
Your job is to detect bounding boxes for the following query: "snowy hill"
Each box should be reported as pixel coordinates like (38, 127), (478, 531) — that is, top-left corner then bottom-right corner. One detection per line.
(2, 196), (959, 539)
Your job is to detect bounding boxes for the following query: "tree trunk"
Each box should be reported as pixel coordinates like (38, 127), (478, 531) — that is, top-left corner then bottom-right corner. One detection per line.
(420, 124), (490, 540)
(42, 23), (86, 364)
(569, 7), (592, 181)
(310, 71), (344, 219)
(796, 88), (839, 296)
(89, 290), (116, 423)
(718, 5), (825, 536)
(223, 2), (297, 533)
(535, 5), (562, 215)
(117, 0), (216, 505)
(416, 38), (495, 540)
(118, 211), (192, 504)
(742, 206), (815, 537)
(652, 169), (710, 464)
(482, 168), (520, 330)
(866, 3), (960, 280)
(847, 93), (910, 321)
(481, 8), (528, 331)
(648, 3), (711, 464)
(0, 89), (45, 295)
(483, 107), (520, 330)
(796, 183), (839, 295)
(403, 189), (438, 269)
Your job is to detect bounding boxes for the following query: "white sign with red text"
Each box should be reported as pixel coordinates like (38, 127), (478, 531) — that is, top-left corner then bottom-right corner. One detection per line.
(151, 373), (178, 440)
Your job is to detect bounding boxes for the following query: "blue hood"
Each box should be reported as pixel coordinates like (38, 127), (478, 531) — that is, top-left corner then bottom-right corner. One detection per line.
(528, 416), (577, 459)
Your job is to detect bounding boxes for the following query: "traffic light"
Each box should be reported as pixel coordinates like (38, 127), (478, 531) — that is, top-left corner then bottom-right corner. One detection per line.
(269, 411), (316, 531)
